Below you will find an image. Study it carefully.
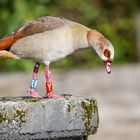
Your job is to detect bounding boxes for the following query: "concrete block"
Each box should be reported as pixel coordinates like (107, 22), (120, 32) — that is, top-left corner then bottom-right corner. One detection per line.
(0, 96), (99, 139)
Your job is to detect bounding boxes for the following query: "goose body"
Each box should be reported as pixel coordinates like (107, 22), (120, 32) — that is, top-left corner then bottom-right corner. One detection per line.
(0, 16), (114, 98)
(10, 19), (89, 64)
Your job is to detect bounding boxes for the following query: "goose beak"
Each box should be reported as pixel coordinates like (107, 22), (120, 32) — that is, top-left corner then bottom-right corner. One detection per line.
(104, 60), (112, 74)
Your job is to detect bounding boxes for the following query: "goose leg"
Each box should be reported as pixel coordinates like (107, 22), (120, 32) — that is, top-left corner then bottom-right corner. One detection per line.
(45, 65), (63, 98)
(29, 63), (42, 98)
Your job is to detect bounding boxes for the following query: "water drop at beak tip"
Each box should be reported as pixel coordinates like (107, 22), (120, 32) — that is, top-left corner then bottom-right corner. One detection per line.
(107, 70), (111, 74)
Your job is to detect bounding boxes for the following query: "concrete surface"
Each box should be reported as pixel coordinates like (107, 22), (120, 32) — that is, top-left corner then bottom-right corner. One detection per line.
(0, 96), (98, 139)
(0, 64), (140, 140)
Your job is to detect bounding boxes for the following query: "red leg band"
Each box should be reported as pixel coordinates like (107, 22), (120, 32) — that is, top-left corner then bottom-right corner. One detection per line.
(46, 82), (53, 94)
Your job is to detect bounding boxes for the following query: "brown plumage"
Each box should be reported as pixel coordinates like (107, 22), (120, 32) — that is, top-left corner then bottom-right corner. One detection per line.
(0, 16), (69, 51)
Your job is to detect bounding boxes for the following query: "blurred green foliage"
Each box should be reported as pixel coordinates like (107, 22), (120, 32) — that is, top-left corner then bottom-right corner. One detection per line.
(0, 0), (137, 71)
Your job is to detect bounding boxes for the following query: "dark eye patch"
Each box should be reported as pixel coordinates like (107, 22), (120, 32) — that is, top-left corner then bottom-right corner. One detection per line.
(104, 49), (111, 59)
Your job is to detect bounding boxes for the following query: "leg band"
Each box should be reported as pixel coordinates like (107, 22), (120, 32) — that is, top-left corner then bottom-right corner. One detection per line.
(30, 77), (38, 90)
(46, 82), (52, 93)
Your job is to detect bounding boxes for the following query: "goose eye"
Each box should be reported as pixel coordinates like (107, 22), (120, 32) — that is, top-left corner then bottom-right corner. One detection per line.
(103, 49), (111, 58)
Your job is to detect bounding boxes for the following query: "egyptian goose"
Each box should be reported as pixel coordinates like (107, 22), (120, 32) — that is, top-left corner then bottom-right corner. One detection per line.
(0, 16), (114, 98)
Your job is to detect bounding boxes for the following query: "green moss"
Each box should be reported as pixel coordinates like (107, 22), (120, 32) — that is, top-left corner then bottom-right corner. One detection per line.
(67, 104), (71, 112)
(81, 99), (98, 136)
(15, 109), (26, 124)
(0, 112), (6, 123)
(67, 101), (75, 113)
(0, 108), (26, 127)
(0, 112), (12, 124)
(25, 98), (42, 103)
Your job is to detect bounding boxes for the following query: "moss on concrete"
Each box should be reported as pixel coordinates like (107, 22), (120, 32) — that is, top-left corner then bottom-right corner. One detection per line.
(0, 108), (26, 127)
(15, 109), (26, 124)
(0, 112), (6, 123)
(67, 104), (71, 112)
(67, 102), (75, 113)
(81, 99), (98, 136)
(25, 98), (42, 103)
(0, 111), (12, 124)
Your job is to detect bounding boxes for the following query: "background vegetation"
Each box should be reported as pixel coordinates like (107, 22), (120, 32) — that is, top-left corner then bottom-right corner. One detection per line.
(0, 0), (137, 71)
